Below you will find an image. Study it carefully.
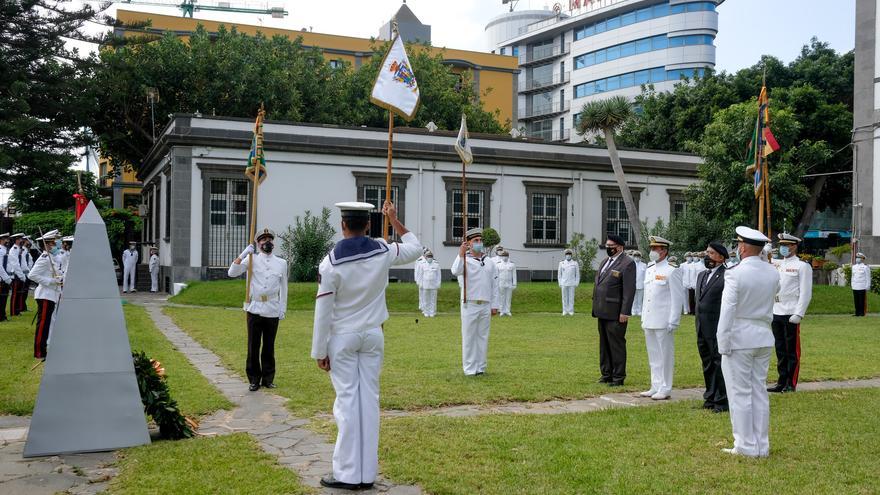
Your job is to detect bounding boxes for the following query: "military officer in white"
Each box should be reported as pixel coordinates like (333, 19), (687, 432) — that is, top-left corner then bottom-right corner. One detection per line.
(229, 228), (288, 391)
(121, 241), (138, 293)
(768, 233), (813, 393)
(30, 230), (64, 360)
(718, 226), (779, 458)
(640, 236), (685, 400)
(631, 251), (646, 316)
(496, 250), (517, 316)
(59, 236), (74, 276)
(492, 245), (505, 306)
(0, 233), (12, 321)
(558, 248), (580, 315)
(451, 228), (499, 376)
(311, 202), (421, 491)
(419, 250), (441, 317)
(7, 233), (26, 316)
(148, 246), (160, 292)
(851, 252), (871, 316)
(414, 251), (427, 314)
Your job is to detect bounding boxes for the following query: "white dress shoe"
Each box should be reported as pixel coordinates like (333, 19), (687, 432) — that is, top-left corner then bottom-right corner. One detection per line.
(639, 390), (657, 397)
(650, 392), (671, 400)
(721, 447), (740, 455)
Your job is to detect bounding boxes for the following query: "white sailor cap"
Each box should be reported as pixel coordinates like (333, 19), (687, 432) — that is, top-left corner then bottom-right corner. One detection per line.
(564, 248), (573, 255)
(631, 250), (642, 257)
(0, 233), (8, 238)
(36, 229), (60, 242)
(62, 236), (74, 242)
(649, 236), (672, 248)
(855, 252), (866, 259)
(464, 227), (483, 240)
(735, 226), (770, 246)
(335, 202), (373, 218)
(495, 245), (504, 252)
(149, 245), (159, 252)
(777, 232), (802, 244)
(11, 233), (24, 239)
(254, 227), (275, 242)
(424, 250), (434, 257)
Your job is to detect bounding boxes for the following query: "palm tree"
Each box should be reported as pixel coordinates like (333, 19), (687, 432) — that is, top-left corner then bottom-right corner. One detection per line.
(576, 95), (642, 251)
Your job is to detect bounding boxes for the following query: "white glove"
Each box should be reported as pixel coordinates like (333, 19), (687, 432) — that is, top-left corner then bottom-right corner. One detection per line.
(279, 312), (286, 321)
(238, 244), (255, 260)
(52, 276), (64, 286)
(789, 314), (802, 324)
(667, 325), (678, 333)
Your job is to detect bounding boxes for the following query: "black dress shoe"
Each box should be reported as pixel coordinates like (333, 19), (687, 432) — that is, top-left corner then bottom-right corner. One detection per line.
(712, 406), (729, 413)
(597, 377), (612, 384)
(782, 385), (796, 393)
(320, 476), (361, 490)
(248, 383), (260, 392)
(767, 384), (785, 393)
(609, 380), (624, 387)
(702, 402), (715, 410)
(262, 382), (277, 389)
(359, 482), (374, 489)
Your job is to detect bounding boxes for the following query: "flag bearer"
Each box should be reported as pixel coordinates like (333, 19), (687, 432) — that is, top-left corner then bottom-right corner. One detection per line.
(311, 202), (421, 491)
(8, 233), (26, 316)
(420, 250), (441, 317)
(851, 252), (871, 316)
(558, 248), (580, 315)
(496, 250), (517, 316)
(149, 246), (160, 292)
(768, 233), (812, 393)
(30, 230), (64, 360)
(122, 241), (138, 293)
(451, 228), (499, 376)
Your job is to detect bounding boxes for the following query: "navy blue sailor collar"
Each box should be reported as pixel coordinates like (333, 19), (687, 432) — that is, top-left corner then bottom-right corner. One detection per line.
(329, 236), (389, 266)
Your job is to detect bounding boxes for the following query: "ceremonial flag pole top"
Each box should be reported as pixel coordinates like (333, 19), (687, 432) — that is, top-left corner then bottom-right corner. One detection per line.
(244, 104), (267, 304)
(455, 114), (474, 302)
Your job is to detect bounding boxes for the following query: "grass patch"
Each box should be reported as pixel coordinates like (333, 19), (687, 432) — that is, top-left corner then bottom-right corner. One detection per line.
(165, 306), (880, 417)
(379, 388), (880, 495)
(110, 433), (310, 495)
(170, 280), (879, 315)
(0, 304), (231, 417)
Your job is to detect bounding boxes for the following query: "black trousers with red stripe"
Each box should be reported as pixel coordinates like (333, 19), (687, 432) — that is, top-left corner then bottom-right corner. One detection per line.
(34, 299), (55, 359)
(9, 279), (22, 316)
(0, 281), (8, 321)
(771, 314), (801, 389)
(17, 277), (29, 313)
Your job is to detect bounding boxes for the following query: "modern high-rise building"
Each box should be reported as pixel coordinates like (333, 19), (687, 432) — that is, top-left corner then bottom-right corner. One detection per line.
(487, 0), (723, 142)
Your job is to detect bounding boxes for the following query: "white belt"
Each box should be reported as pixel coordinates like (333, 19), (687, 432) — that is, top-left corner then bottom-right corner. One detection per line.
(775, 294), (798, 303)
(464, 300), (489, 305)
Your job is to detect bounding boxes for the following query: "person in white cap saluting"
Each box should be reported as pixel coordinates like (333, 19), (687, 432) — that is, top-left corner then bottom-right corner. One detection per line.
(311, 201), (421, 491)
(419, 249), (441, 317)
(451, 227), (499, 376)
(768, 232), (812, 393)
(558, 248), (580, 315)
(148, 246), (160, 292)
(639, 236), (685, 400)
(121, 241), (138, 293)
(496, 249), (517, 316)
(30, 230), (64, 360)
(717, 226), (779, 457)
(850, 252), (871, 317)
(229, 227), (288, 392)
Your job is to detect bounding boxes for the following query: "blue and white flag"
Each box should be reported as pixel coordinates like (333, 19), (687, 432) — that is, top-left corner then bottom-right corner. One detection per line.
(454, 114), (473, 165)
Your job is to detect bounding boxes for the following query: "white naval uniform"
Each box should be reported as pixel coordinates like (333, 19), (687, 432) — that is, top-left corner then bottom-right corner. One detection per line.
(149, 254), (159, 292)
(496, 259), (517, 316)
(772, 256), (813, 319)
(717, 256), (780, 457)
(0, 245), (12, 285)
(493, 255), (504, 311)
(122, 248), (138, 292)
(558, 259), (580, 315)
(311, 232), (422, 486)
(419, 259), (441, 317)
(640, 259), (684, 397)
(414, 256), (426, 312)
(451, 253), (499, 375)
(228, 253), (289, 318)
(851, 262), (871, 290)
(7, 244), (25, 282)
(632, 259), (646, 316)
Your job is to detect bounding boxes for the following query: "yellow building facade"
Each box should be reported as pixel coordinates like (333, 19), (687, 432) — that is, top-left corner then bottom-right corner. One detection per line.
(98, 157), (143, 210)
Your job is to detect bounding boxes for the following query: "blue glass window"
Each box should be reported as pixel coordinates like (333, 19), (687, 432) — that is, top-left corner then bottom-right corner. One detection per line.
(634, 70), (650, 85)
(636, 7), (652, 21)
(571, 2), (715, 41)
(574, 34), (689, 70)
(670, 4), (686, 14)
(621, 12), (636, 26)
(620, 42), (636, 57)
(653, 3), (669, 16)
(574, 65), (707, 99)
(652, 36), (668, 49)
(606, 16), (621, 30)
(635, 38), (652, 53)
(512, 46), (519, 56)
(619, 72), (634, 88)
(650, 67), (665, 81)
(606, 45), (621, 61)
(606, 76), (620, 91)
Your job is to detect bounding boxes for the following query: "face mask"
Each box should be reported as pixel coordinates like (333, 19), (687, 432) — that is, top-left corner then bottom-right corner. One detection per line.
(704, 258), (717, 269)
(51, 246), (60, 255)
(649, 251), (660, 262)
(779, 246), (790, 257)
(472, 242), (484, 254)
(855, 258), (863, 264)
(260, 241), (274, 254)
(426, 257), (433, 262)
(502, 256), (509, 262)
(565, 255), (572, 261)
(605, 246), (617, 257)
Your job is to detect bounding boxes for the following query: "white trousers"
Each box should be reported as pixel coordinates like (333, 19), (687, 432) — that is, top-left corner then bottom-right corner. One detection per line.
(499, 287), (514, 315)
(150, 269), (159, 292)
(560, 286), (575, 315)
(422, 288), (437, 317)
(461, 302), (491, 375)
(682, 289), (691, 314)
(122, 264), (136, 292)
(632, 289), (644, 316)
(328, 328), (384, 485)
(721, 347), (772, 457)
(417, 287), (426, 312)
(643, 327), (675, 395)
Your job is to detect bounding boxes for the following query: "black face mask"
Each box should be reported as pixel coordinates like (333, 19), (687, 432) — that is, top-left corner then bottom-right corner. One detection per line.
(704, 258), (717, 269)
(605, 246), (617, 257)
(261, 241), (274, 254)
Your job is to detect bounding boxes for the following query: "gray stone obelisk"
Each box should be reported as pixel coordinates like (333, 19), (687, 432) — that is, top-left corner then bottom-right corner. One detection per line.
(24, 202), (150, 457)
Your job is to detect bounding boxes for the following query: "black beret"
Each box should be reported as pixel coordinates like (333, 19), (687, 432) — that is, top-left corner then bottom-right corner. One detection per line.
(708, 242), (729, 259)
(606, 234), (626, 246)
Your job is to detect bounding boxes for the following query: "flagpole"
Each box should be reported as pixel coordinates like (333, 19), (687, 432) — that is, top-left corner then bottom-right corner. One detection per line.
(383, 110), (394, 241)
(245, 104), (265, 305)
(462, 158), (468, 304)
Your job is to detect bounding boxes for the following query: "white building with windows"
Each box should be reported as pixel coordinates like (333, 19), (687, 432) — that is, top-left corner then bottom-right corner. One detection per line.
(488, 0), (722, 142)
(137, 115), (700, 289)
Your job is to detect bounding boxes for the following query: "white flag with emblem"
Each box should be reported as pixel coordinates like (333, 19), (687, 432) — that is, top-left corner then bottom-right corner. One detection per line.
(454, 114), (473, 165)
(370, 35), (420, 120)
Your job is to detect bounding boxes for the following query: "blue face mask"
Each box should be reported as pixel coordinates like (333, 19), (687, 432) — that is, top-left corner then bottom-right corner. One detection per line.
(51, 246), (60, 255)
(472, 242), (484, 254)
(779, 246), (790, 257)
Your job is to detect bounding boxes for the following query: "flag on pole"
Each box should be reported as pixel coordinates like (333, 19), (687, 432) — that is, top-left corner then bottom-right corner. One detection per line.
(745, 83), (778, 197)
(370, 35), (420, 120)
(762, 127), (780, 157)
(245, 107), (267, 184)
(454, 114), (473, 165)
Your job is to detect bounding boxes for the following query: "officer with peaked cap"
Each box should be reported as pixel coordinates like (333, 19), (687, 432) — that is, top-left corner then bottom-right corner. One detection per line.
(496, 249), (517, 316)
(631, 250), (646, 316)
(695, 242), (730, 413)
(229, 227), (288, 391)
(30, 230), (64, 359)
(20, 236), (33, 313)
(0, 233), (12, 321)
(558, 248), (580, 315)
(414, 249), (427, 314)
(768, 233), (813, 393)
(121, 241), (138, 293)
(452, 227), (500, 376)
(718, 226), (780, 457)
(311, 201), (421, 490)
(851, 252), (871, 316)
(148, 246), (160, 292)
(7, 234), (26, 316)
(59, 236), (74, 276)
(418, 250), (441, 317)
(639, 236), (685, 400)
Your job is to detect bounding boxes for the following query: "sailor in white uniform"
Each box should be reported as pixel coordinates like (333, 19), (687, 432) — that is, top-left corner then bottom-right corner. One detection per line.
(768, 233), (812, 393)
(311, 202), (421, 491)
(0, 233), (12, 321)
(639, 236), (685, 400)
(718, 226), (780, 458)
(558, 248), (580, 315)
(148, 246), (160, 292)
(419, 250), (441, 317)
(496, 250), (517, 316)
(414, 251), (427, 314)
(451, 228), (499, 376)
(30, 230), (64, 360)
(851, 252), (871, 316)
(121, 241), (138, 293)
(631, 251), (646, 316)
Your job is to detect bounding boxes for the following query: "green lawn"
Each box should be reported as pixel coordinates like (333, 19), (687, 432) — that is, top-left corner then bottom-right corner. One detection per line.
(170, 280), (880, 315)
(165, 306), (880, 417)
(0, 304), (231, 417)
(379, 388), (880, 495)
(109, 433), (310, 495)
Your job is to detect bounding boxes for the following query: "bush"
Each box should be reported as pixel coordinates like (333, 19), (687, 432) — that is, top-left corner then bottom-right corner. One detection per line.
(13, 207), (141, 258)
(822, 262), (839, 272)
(102, 208), (143, 258)
(567, 233), (599, 281)
(279, 208), (336, 282)
(482, 227), (501, 251)
(828, 243), (852, 261)
(12, 210), (76, 238)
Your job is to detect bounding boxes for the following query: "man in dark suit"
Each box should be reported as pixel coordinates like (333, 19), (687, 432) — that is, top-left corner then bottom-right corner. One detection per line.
(695, 242), (729, 412)
(592, 234), (636, 386)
